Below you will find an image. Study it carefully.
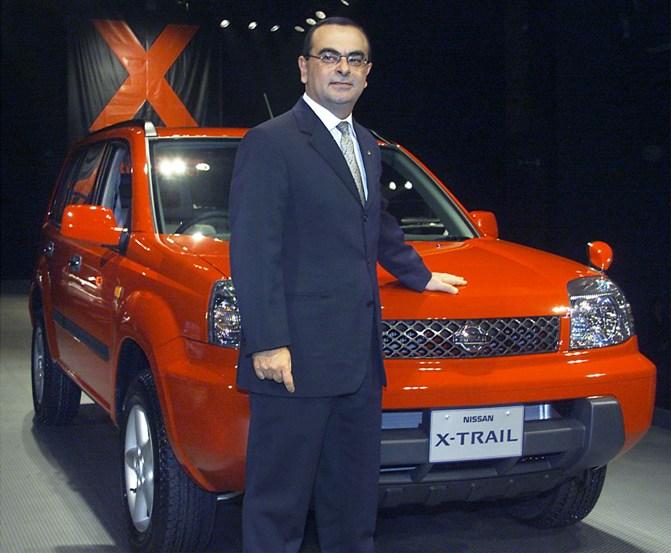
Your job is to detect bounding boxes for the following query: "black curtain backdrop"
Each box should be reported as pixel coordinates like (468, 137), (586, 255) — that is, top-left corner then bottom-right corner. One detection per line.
(1, 0), (669, 408)
(67, 16), (222, 141)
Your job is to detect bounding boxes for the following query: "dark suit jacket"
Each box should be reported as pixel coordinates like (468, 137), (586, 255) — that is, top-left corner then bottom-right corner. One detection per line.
(229, 99), (431, 397)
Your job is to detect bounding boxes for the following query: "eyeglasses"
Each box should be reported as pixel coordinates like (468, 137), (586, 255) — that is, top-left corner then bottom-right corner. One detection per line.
(305, 50), (369, 68)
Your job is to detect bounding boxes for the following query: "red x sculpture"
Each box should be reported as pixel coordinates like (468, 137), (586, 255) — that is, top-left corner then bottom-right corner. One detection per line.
(90, 20), (199, 130)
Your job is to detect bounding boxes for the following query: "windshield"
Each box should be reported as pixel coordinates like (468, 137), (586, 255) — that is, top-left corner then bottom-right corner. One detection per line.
(149, 139), (475, 241)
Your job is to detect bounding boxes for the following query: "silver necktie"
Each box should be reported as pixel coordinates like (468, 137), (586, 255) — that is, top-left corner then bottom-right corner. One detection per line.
(336, 121), (365, 204)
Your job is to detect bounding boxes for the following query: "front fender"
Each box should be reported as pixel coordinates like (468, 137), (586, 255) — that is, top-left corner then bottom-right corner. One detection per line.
(115, 289), (245, 492)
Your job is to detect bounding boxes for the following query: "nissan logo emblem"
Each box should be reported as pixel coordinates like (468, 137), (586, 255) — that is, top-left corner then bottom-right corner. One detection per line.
(453, 324), (491, 353)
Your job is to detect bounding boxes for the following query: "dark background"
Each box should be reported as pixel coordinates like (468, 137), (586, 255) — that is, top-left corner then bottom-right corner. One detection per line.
(2, 0), (669, 409)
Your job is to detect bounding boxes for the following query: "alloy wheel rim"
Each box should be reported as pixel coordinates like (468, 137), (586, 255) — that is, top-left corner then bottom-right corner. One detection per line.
(32, 326), (45, 404)
(124, 404), (155, 532)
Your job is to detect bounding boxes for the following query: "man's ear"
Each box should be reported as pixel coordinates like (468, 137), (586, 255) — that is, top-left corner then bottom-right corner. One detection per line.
(298, 56), (308, 85)
(363, 62), (372, 88)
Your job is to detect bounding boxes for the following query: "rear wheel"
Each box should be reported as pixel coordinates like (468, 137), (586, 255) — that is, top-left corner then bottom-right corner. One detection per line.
(31, 316), (81, 425)
(120, 371), (217, 553)
(508, 466), (607, 528)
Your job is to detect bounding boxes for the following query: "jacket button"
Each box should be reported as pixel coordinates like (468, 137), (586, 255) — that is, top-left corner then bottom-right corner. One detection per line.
(363, 214), (368, 222)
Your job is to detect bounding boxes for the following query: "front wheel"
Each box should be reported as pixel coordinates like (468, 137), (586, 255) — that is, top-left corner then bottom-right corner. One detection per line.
(31, 316), (81, 425)
(120, 371), (217, 552)
(507, 466), (607, 528)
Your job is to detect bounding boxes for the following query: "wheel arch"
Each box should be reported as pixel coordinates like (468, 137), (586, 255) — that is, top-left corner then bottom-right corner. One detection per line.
(114, 337), (151, 424)
(29, 280), (43, 323)
(114, 289), (183, 427)
(29, 279), (62, 362)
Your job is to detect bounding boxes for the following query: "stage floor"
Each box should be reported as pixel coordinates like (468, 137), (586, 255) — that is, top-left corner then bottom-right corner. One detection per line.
(1, 284), (669, 553)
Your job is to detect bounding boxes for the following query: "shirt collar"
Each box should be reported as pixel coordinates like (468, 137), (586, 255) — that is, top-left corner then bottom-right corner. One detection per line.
(302, 93), (354, 133)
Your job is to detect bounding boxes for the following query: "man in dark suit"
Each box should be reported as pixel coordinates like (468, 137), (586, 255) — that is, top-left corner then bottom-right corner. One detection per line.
(229, 17), (466, 553)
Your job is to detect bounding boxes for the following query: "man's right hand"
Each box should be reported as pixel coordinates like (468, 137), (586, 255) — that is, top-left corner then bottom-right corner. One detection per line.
(251, 347), (295, 393)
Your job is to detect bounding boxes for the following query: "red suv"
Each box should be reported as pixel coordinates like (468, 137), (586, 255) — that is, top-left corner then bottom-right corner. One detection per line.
(30, 120), (656, 552)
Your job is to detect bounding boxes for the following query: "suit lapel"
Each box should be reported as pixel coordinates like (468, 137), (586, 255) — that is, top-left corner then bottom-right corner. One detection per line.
(354, 121), (378, 210)
(293, 100), (365, 207)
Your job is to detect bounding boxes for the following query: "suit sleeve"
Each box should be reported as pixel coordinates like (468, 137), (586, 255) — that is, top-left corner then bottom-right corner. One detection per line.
(229, 127), (291, 354)
(377, 195), (432, 291)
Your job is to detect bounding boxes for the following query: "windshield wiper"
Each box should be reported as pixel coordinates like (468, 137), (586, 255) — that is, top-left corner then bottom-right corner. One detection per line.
(399, 217), (471, 241)
(437, 236), (470, 241)
(400, 217), (443, 229)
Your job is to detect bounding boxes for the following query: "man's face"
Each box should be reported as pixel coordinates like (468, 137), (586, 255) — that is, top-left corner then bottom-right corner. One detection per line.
(298, 24), (372, 119)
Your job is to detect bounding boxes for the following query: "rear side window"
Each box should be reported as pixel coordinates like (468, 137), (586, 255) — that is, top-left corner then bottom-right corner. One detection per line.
(49, 142), (106, 226)
(49, 152), (83, 224)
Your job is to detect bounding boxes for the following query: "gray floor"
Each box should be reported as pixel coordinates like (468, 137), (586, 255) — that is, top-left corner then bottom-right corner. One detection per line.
(1, 286), (670, 553)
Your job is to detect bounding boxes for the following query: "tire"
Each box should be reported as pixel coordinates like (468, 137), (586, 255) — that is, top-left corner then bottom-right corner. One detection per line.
(31, 315), (81, 425)
(508, 466), (607, 528)
(120, 371), (217, 553)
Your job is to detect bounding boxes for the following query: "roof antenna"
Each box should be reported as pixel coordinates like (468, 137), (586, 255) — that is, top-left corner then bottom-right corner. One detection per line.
(263, 92), (274, 119)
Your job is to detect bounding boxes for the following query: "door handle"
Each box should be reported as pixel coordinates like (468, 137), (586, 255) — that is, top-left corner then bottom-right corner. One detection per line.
(68, 255), (82, 273)
(43, 241), (55, 257)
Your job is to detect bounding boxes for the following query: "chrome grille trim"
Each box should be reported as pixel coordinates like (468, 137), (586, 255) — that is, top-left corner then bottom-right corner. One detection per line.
(382, 317), (560, 358)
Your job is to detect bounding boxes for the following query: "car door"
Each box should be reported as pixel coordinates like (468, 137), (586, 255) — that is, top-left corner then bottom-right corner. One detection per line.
(49, 140), (130, 409)
(46, 141), (106, 389)
(40, 148), (87, 363)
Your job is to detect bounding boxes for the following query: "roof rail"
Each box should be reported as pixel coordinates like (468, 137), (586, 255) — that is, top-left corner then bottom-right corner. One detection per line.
(90, 119), (158, 137)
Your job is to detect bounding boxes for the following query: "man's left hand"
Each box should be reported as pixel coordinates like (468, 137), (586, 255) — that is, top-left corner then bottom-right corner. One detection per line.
(424, 272), (467, 294)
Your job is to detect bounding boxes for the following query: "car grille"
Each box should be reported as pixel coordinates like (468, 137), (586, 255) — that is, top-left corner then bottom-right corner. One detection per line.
(382, 316), (560, 358)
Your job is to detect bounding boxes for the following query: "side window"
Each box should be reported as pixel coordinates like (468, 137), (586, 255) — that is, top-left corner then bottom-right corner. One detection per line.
(67, 142), (107, 206)
(99, 142), (132, 228)
(49, 142), (107, 227)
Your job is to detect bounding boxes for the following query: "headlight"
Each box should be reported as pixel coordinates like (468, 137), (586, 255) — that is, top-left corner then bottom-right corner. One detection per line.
(208, 279), (241, 347)
(568, 277), (635, 350)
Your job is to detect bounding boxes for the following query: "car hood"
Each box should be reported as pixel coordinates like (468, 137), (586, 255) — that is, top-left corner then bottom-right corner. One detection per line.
(382, 239), (598, 319)
(167, 236), (599, 319)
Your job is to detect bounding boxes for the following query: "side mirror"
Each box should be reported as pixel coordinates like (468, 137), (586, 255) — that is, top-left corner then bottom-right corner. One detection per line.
(469, 211), (499, 239)
(61, 205), (123, 246)
(587, 241), (613, 271)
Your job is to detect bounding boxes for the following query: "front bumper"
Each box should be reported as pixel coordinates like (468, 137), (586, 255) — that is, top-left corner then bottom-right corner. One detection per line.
(378, 396), (623, 506)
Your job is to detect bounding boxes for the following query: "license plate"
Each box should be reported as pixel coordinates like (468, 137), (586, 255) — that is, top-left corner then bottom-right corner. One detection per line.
(429, 406), (524, 463)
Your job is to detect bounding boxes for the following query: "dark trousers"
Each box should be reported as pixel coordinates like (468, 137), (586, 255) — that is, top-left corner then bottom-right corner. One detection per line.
(242, 353), (382, 553)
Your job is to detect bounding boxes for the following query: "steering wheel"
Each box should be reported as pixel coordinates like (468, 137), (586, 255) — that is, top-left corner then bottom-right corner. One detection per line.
(173, 210), (229, 235)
